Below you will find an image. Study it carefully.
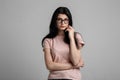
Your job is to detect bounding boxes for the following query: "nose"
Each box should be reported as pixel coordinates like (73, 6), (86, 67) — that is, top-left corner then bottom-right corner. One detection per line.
(61, 20), (65, 25)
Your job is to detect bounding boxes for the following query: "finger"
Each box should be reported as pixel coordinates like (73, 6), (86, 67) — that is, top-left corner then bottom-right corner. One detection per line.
(65, 27), (70, 32)
(68, 25), (72, 28)
(68, 26), (74, 31)
(66, 28), (70, 31)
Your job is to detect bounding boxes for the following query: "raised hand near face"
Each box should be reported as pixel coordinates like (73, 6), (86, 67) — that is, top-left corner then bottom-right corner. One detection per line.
(65, 25), (75, 40)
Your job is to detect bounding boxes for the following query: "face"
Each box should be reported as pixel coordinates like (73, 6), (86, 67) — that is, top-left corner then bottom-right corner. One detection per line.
(56, 14), (69, 31)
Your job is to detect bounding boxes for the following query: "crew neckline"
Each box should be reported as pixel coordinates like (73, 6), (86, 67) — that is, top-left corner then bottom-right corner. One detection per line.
(56, 34), (65, 39)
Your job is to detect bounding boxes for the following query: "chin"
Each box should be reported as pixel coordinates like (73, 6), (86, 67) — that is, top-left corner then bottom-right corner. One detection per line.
(59, 28), (66, 31)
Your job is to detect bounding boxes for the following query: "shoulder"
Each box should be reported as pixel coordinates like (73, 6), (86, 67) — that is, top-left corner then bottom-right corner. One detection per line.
(75, 32), (83, 39)
(43, 38), (53, 45)
(75, 32), (85, 47)
(43, 38), (52, 42)
(43, 38), (53, 48)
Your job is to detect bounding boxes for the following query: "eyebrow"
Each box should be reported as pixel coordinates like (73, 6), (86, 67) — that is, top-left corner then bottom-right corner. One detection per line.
(57, 18), (69, 19)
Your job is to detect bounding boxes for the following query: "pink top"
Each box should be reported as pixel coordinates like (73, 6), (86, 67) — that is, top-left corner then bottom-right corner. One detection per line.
(43, 33), (85, 80)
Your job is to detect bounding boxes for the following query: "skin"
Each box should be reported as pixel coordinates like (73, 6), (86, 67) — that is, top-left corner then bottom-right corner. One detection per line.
(43, 14), (84, 71)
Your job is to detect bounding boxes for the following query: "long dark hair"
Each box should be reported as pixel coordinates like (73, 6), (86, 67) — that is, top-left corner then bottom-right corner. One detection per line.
(42, 7), (78, 48)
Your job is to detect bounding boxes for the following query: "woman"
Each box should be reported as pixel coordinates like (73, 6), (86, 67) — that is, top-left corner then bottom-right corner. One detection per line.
(42, 7), (85, 80)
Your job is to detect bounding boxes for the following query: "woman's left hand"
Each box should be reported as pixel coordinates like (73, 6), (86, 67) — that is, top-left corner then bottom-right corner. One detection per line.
(65, 25), (75, 39)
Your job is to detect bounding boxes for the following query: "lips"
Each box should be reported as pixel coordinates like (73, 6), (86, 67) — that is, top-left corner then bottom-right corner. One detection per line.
(61, 26), (66, 28)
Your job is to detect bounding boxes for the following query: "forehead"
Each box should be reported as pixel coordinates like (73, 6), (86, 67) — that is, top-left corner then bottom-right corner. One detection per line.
(57, 14), (68, 19)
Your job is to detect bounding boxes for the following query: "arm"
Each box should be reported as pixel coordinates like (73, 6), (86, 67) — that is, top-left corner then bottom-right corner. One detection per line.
(43, 48), (73, 71)
(73, 57), (84, 68)
(69, 37), (82, 66)
(69, 38), (85, 68)
(66, 26), (82, 66)
(66, 26), (84, 66)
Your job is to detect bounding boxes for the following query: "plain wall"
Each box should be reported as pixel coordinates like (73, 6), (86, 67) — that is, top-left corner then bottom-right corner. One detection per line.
(0, 0), (120, 80)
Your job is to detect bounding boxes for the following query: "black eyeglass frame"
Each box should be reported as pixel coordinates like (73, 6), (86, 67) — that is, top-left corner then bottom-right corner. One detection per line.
(56, 18), (69, 24)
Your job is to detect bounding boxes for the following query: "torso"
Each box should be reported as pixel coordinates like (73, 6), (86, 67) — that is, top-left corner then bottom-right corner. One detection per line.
(47, 35), (81, 80)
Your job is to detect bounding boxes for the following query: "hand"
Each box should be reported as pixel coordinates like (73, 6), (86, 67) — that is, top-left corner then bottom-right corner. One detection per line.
(65, 25), (75, 40)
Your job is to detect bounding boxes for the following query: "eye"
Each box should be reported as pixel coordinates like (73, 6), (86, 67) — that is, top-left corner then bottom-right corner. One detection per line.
(64, 18), (69, 21)
(56, 18), (69, 24)
(57, 18), (62, 21)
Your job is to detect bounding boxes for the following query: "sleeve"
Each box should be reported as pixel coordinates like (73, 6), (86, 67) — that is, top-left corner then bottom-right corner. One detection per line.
(43, 38), (51, 49)
(75, 32), (85, 49)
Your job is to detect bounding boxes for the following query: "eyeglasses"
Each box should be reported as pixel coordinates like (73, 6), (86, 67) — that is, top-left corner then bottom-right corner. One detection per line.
(57, 18), (69, 24)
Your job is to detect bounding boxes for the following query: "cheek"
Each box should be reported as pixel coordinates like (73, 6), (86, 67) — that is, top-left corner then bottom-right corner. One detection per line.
(56, 24), (60, 28)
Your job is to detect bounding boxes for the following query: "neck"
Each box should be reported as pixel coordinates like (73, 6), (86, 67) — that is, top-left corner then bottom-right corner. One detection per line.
(58, 30), (65, 36)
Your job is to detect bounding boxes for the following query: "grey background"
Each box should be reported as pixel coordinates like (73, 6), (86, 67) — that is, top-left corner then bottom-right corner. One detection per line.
(0, 0), (120, 80)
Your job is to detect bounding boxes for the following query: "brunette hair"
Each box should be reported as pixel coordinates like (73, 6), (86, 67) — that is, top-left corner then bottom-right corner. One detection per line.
(42, 7), (79, 48)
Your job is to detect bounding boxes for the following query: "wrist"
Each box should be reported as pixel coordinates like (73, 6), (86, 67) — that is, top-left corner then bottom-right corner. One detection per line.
(69, 36), (74, 41)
